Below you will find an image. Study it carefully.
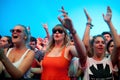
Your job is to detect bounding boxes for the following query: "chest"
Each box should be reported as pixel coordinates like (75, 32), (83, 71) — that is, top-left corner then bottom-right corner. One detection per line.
(7, 50), (26, 63)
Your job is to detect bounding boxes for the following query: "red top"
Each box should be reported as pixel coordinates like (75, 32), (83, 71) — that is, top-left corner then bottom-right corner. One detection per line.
(41, 47), (70, 80)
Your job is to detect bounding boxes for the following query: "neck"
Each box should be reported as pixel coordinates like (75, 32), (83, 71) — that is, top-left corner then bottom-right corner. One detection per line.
(93, 54), (105, 61)
(14, 43), (26, 50)
(54, 40), (64, 48)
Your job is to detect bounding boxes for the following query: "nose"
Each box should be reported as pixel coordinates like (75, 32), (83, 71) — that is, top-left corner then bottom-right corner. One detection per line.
(55, 30), (59, 34)
(99, 42), (104, 47)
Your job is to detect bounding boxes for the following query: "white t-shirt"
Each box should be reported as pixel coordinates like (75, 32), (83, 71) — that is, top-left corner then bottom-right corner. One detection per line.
(83, 57), (113, 80)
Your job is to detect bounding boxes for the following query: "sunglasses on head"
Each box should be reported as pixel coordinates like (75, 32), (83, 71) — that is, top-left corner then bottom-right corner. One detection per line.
(10, 29), (22, 33)
(52, 29), (64, 34)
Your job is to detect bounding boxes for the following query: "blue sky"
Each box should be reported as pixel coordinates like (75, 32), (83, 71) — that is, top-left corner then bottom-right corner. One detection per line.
(0, 0), (120, 39)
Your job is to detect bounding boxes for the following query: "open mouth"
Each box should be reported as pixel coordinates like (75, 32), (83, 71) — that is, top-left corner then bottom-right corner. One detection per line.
(12, 35), (18, 39)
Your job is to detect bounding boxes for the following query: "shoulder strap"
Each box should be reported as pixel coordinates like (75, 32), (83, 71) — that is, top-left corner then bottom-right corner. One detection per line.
(6, 48), (13, 57)
(61, 46), (66, 57)
(20, 49), (30, 59)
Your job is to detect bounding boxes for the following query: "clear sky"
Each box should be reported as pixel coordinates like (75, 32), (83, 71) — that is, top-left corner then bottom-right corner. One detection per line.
(0, 0), (120, 39)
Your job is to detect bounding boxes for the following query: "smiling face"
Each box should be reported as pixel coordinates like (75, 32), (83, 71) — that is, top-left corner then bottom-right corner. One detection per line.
(11, 25), (26, 44)
(92, 36), (106, 56)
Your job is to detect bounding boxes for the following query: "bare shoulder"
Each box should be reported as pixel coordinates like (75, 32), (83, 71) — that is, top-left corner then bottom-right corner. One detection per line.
(66, 45), (75, 51)
(66, 45), (78, 57)
(26, 49), (35, 57)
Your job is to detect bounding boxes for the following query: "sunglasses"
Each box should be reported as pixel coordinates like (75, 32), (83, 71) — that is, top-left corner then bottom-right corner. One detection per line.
(52, 29), (64, 34)
(10, 29), (22, 33)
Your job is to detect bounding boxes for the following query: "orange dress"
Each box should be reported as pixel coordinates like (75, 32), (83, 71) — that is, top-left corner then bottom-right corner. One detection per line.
(41, 47), (70, 80)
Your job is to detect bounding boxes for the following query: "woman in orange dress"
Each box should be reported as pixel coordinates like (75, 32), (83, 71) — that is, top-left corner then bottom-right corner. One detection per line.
(40, 7), (86, 80)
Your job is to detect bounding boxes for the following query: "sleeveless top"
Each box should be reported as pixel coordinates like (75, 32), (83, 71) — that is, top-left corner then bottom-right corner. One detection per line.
(41, 47), (70, 80)
(3, 48), (31, 78)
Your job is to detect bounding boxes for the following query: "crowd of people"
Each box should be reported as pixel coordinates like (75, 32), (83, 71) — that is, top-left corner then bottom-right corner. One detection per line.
(0, 6), (120, 80)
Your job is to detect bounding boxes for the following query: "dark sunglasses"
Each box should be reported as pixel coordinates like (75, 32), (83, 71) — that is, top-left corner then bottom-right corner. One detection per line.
(52, 29), (64, 34)
(10, 29), (22, 33)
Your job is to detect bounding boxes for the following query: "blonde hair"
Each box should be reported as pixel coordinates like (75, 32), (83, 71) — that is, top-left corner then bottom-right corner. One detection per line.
(45, 24), (70, 53)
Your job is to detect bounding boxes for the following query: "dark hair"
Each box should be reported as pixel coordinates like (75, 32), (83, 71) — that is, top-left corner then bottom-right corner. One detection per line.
(106, 39), (113, 53)
(30, 36), (37, 44)
(4, 36), (14, 48)
(101, 31), (112, 37)
(0, 35), (2, 39)
(90, 34), (106, 46)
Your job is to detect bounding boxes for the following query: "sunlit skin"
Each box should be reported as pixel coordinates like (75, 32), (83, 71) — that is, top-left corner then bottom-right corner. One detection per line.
(0, 25), (35, 79)
(12, 26), (26, 45)
(53, 27), (65, 44)
(93, 37), (106, 60)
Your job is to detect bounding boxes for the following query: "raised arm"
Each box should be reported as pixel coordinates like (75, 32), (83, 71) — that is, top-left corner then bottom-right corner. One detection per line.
(58, 7), (87, 67)
(103, 6), (120, 67)
(82, 8), (93, 57)
(42, 23), (50, 39)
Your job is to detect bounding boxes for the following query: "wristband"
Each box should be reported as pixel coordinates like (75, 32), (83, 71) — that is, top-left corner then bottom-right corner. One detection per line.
(70, 30), (76, 35)
(86, 22), (93, 29)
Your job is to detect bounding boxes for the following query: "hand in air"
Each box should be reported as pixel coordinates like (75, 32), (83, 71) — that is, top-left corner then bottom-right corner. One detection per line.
(103, 6), (112, 23)
(58, 6), (74, 31)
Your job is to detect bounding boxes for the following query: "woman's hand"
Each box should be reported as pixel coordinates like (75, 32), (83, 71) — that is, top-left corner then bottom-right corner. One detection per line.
(58, 6), (74, 32)
(42, 23), (48, 29)
(103, 6), (112, 23)
(84, 8), (92, 23)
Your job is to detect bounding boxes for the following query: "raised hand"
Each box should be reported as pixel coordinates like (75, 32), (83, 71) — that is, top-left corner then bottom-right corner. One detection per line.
(58, 6), (74, 32)
(103, 6), (112, 23)
(42, 23), (48, 29)
(84, 8), (92, 23)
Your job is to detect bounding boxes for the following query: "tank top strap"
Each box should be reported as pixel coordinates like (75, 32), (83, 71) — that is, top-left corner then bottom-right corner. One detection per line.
(61, 46), (66, 57)
(6, 48), (13, 57)
(21, 49), (30, 59)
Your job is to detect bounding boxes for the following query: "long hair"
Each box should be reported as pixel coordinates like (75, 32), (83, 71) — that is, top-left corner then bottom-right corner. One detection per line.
(45, 24), (70, 53)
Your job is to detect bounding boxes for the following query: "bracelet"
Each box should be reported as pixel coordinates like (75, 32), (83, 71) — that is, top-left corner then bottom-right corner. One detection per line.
(70, 30), (76, 35)
(86, 22), (93, 29)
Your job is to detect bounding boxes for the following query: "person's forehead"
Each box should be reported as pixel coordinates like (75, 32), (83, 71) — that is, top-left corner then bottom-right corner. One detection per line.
(1, 37), (8, 40)
(104, 34), (110, 36)
(54, 26), (63, 29)
(14, 26), (24, 30)
(95, 37), (104, 41)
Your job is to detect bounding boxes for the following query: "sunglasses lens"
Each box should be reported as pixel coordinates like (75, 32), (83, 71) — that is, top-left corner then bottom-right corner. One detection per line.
(58, 30), (63, 33)
(53, 29), (63, 34)
(10, 29), (22, 33)
(16, 30), (22, 33)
